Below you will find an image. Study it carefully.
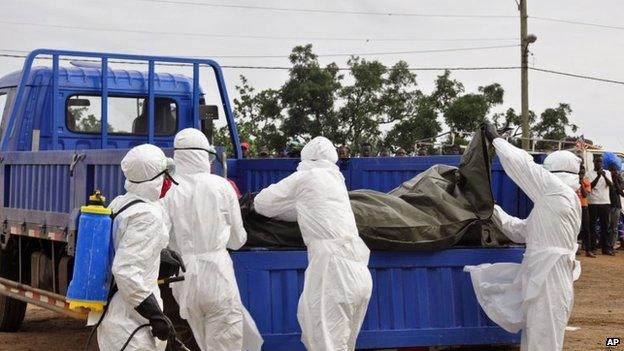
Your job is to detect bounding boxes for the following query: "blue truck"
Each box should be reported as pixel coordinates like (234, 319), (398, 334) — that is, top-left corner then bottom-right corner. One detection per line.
(0, 49), (527, 350)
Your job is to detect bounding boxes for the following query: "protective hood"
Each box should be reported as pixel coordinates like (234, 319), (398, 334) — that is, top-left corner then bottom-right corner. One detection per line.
(298, 136), (339, 171)
(174, 128), (213, 175)
(121, 144), (168, 202)
(543, 150), (581, 190)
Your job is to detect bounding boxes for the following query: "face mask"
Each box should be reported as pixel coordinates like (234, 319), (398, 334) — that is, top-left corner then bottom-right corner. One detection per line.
(174, 147), (217, 163)
(160, 176), (173, 198)
(553, 172), (580, 190)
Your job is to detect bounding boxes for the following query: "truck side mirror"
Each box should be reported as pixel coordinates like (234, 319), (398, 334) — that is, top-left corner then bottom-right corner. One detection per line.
(199, 105), (218, 144)
(199, 105), (219, 120)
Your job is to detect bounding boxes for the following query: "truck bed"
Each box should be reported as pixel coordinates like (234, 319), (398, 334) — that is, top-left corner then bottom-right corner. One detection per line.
(1, 150), (536, 248)
(233, 247), (523, 350)
(0, 149), (527, 348)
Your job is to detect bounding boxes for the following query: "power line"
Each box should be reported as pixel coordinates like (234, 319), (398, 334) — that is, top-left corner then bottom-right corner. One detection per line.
(228, 65), (521, 71)
(0, 20), (518, 43)
(239, 45), (520, 58)
(3, 51), (622, 86)
(530, 67), (624, 85)
(6, 51), (623, 85)
(132, 0), (517, 18)
(0, 52), (520, 72)
(130, 1), (624, 33)
(531, 16), (624, 31)
(0, 44), (519, 60)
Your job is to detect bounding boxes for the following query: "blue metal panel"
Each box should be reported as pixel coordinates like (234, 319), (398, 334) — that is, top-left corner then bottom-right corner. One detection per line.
(92, 164), (126, 202)
(349, 156), (461, 192)
(192, 64), (200, 129)
(236, 156), (536, 218)
(232, 248), (523, 350)
(5, 163), (70, 213)
(236, 159), (300, 194)
(101, 58), (109, 148)
(51, 55), (59, 150)
(1, 149), (127, 237)
(147, 61), (155, 144)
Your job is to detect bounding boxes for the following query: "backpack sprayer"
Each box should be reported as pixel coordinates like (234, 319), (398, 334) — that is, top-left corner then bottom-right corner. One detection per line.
(64, 191), (189, 350)
(66, 191), (113, 310)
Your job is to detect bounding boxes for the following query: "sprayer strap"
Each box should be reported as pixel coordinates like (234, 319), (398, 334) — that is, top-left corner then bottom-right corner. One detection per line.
(111, 199), (146, 220)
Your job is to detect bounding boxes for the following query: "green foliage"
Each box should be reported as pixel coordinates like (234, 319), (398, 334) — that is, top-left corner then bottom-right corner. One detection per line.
(442, 83), (504, 138)
(444, 94), (491, 133)
(431, 70), (464, 111)
(534, 103), (578, 141)
(479, 83), (504, 105)
(384, 99), (441, 152)
(69, 107), (114, 133)
(281, 44), (342, 141)
(215, 45), (579, 156)
(215, 76), (288, 155)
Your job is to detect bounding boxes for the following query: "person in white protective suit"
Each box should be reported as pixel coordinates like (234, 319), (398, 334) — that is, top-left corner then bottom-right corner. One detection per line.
(253, 136), (373, 351)
(98, 144), (176, 351)
(464, 123), (582, 351)
(161, 128), (263, 351)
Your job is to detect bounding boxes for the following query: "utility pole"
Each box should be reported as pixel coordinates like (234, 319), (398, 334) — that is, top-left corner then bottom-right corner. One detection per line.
(520, 0), (536, 150)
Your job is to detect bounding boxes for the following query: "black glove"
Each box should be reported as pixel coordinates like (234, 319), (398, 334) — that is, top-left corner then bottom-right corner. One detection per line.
(135, 293), (175, 341)
(482, 122), (500, 143)
(239, 192), (257, 216)
(160, 248), (186, 278)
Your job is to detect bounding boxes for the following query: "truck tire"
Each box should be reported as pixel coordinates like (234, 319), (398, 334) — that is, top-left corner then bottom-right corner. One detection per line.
(0, 238), (27, 331)
(0, 294), (26, 332)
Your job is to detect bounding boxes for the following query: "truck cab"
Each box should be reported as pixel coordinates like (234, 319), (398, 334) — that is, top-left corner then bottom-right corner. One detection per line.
(0, 49), (525, 350)
(0, 48), (240, 321)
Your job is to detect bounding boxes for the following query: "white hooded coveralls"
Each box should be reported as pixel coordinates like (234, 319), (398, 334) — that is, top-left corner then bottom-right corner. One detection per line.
(161, 128), (263, 351)
(254, 136), (373, 351)
(98, 144), (170, 351)
(465, 139), (581, 351)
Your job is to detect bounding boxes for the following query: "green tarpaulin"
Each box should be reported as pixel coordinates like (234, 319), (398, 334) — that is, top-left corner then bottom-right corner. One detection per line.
(241, 128), (510, 250)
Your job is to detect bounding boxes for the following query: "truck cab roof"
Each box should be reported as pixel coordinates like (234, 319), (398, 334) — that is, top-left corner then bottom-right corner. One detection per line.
(0, 64), (210, 151)
(0, 65), (197, 96)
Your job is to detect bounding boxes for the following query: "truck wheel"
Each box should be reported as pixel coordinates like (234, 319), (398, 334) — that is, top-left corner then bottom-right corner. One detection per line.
(0, 238), (27, 331)
(0, 294), (26, 332)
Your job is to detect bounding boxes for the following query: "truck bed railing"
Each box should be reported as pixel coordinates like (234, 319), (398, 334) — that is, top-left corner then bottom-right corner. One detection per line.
(2, 49), (242, 158)
(1, 148), (131, 254)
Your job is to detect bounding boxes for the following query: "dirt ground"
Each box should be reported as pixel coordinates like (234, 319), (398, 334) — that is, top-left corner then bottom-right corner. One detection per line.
(0, 253), (622, 351)
(564, 252), (624, 350)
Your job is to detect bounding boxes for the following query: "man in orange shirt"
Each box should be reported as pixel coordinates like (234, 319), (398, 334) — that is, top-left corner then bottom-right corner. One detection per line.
(578, 165), (595, 257)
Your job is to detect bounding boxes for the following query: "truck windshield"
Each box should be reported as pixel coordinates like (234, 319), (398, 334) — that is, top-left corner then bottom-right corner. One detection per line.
(66, 95), (177, 135)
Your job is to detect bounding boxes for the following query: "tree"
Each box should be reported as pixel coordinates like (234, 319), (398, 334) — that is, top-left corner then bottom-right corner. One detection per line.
(214, 76), (287, 155)
(534, 103), (578, 148)
(442, 82), (505, 141)
(68, 106), (114, 133)
(491, 107), (537, 147)
(444, 94), (491, 134)
(335, 57), (386, 149)
(280, 45), (342, 141)
(431, 70), (464, 111)
(479, 83), (504, 105)
(336, 59), (442, 153)
(214, 45), (580, 156)
(384, 98), (441, 152)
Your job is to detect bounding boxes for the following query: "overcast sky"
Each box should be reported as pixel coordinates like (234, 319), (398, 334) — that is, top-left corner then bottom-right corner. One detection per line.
(1, 0), (623, 149)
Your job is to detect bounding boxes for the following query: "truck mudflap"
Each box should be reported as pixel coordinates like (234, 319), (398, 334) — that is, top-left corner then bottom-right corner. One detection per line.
(0, 277), (87, 320)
